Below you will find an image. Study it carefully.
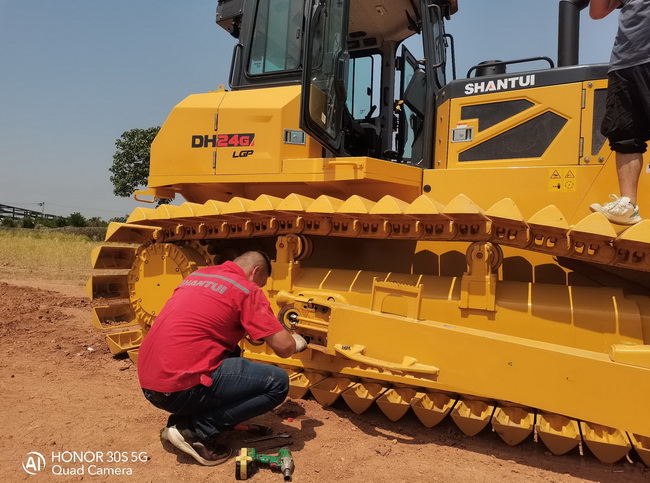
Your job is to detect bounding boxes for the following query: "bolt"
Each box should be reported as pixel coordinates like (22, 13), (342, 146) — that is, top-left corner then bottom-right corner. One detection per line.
(598, 156), (604, 163)
(587, 82), (593, 88)
(342, 345), (351, 350)
(584, 157), (590, 164)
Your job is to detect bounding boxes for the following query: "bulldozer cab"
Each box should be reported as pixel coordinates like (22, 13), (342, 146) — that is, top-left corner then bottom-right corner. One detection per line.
(220, 0), (453, 166)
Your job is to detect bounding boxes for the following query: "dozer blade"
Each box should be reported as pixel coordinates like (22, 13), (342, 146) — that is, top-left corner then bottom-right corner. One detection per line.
(535, 412), (581, 456)
(629, 433), (650, 466)
(411, 392), (456, 428)
(491, 403), (535, 446)
(309, 376), (354, 407)
(580, 422), (631, 464)
(287, 370), (327, 400)
(105, 329), (143, 355)
(341, 382), (388, 415)
(376, 387), (419, 422)
(85, 274), (129, 301)
(127, 348), (139, 365)
(450, 397), (495, 436)
(90, 303), (138, 330)
(91, 245), (137, 269)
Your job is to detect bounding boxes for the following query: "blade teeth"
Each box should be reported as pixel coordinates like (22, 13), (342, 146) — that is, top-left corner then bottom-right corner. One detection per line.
(369, 195), (410, 215)
(91, 303), (137, 330)
(127, 207), (158, 223)
(404, 195), (445, 215)
(86, 274), (129, 301)
(491, 403), (535, 446)
(91, 245), (137, 269)
(306, 195), (344, 213)
(287, 371), (327, 400)
(450, 397), (495, 436)
(376, 387), (418, 422)
(411, 392), (456, 428)
(535, 412), (581, 456)
(443, 194), (485, 217)
(580, 422), (631, 464)
(277, 193), (315, 211)
(309, 376), (354, 407)
(174, 202), (204, 219)
(249, 194), (284, 212)
(337, 195), (376, 214)
(341, 382), (388, 415)
(197, 200), (228, 217)
(105, 222), (160, 244)
(629, 433), (650, 466)
(105, 329), (143, 355)
(223, 197), (254, 214)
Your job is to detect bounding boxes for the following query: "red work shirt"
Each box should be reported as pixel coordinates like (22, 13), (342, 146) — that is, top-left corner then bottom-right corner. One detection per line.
(137, 261), (284, 393)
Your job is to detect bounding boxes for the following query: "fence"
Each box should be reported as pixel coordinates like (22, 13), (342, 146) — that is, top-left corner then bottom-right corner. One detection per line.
(0, 203), (58, 220)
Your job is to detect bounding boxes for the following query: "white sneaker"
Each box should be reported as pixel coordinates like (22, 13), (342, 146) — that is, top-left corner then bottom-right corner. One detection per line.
(589, 194), (642, 225)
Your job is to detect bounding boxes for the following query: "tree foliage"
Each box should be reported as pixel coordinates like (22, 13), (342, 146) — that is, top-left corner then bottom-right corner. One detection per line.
(109, 127), (161, 199)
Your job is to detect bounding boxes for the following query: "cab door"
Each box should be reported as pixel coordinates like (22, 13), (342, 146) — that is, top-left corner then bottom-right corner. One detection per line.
(300, 0), (350, 155)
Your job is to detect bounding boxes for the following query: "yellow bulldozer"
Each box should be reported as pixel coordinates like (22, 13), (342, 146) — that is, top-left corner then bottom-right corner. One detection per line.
(87, 0), (650, 465)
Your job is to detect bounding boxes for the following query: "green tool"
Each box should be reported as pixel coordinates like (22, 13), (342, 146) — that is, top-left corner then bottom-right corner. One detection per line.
(234, 447), (294, 481)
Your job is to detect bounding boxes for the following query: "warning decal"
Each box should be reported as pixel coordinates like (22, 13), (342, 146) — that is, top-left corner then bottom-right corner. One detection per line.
(548, 168), (578, 192)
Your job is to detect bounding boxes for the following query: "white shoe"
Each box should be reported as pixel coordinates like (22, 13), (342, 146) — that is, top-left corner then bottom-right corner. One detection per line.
(589, 194), (642, 225)
(163, 425), (231, 466)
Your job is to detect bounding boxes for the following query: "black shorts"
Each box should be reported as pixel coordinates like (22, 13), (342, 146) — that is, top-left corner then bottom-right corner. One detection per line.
(601, 61), (650, 154)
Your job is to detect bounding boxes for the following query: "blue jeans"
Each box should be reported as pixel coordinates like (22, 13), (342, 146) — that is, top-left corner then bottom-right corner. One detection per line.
(142, 358), (289, 442)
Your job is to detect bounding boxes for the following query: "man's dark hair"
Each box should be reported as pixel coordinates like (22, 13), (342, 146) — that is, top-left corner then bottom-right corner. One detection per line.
(254, 250), (272, 276)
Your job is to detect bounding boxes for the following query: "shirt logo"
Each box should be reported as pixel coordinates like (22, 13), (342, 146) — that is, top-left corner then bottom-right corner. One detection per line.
(179, 279), (228, 294)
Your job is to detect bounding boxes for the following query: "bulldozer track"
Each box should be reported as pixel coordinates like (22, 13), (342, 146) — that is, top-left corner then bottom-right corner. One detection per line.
(88, 192), (650, 466)
(104, 193), (650, 273)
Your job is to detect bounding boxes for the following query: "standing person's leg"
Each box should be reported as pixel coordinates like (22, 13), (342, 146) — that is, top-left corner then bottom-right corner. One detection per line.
(617, 151), (644, 205)
(590, 66), (646, 224)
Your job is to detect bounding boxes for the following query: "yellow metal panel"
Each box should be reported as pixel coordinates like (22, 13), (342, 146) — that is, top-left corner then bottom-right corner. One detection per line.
(446, 83), (583, 168)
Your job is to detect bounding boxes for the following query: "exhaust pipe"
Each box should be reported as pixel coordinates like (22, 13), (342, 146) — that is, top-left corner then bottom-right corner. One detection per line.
(557, 0), (590, 67)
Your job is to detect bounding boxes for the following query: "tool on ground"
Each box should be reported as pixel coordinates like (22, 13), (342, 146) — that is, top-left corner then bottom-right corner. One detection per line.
(234, 424), (273, 436)
(256, 440), (294, 453)
(235, 447), (294, 481)
(243, 433), (290, 444)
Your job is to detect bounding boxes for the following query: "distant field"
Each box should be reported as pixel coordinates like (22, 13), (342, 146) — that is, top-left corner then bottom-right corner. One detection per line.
(0, 229), (104, 283)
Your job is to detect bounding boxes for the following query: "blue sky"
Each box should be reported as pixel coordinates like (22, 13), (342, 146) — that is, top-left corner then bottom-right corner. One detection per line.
(0, 0), (618, 219)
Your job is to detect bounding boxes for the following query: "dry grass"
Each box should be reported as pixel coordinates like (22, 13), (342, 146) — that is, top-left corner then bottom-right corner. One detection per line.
(0, 229), (103, 284)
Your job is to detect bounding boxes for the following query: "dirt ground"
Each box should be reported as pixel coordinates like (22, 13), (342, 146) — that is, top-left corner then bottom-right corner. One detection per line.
(1, 271), (648, 483)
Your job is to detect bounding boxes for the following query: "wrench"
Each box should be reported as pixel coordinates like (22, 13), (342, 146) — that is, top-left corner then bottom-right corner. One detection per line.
(243, 433), (291, 443)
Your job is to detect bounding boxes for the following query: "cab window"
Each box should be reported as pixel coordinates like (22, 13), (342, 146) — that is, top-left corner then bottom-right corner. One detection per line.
(248, 0), (304, 75)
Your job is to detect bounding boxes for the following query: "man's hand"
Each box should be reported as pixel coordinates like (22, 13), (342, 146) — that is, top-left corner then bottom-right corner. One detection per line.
(292, 333), (308, 353)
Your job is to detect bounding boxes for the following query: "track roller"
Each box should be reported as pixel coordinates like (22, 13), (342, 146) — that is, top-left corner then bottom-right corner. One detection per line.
(341, 382), (387, 415)
(410, 392), (456, 428)
(450, 397), (496, 436)
(580, 422), (631, 464)
(535, 412), (581, 456)
(491, 403), (535, 446)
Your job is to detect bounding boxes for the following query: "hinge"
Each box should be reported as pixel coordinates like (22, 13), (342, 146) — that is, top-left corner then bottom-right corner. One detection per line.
(212, 151), (217, 169)
(214, 114), (219, 131)
(581, 89), (586, 109)
(579, 137), (584, 158)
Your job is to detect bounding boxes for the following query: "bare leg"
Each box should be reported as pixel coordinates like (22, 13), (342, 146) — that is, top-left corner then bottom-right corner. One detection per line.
(616, 152), (643, 205)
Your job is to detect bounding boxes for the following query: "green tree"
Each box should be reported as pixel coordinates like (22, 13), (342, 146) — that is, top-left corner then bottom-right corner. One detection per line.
(21, 217), (35, 229)
(67, 212), (87, 227)
(109, 127), (161, 199)
(87, 216), (108, 227)
(1, 217), (16, 227)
